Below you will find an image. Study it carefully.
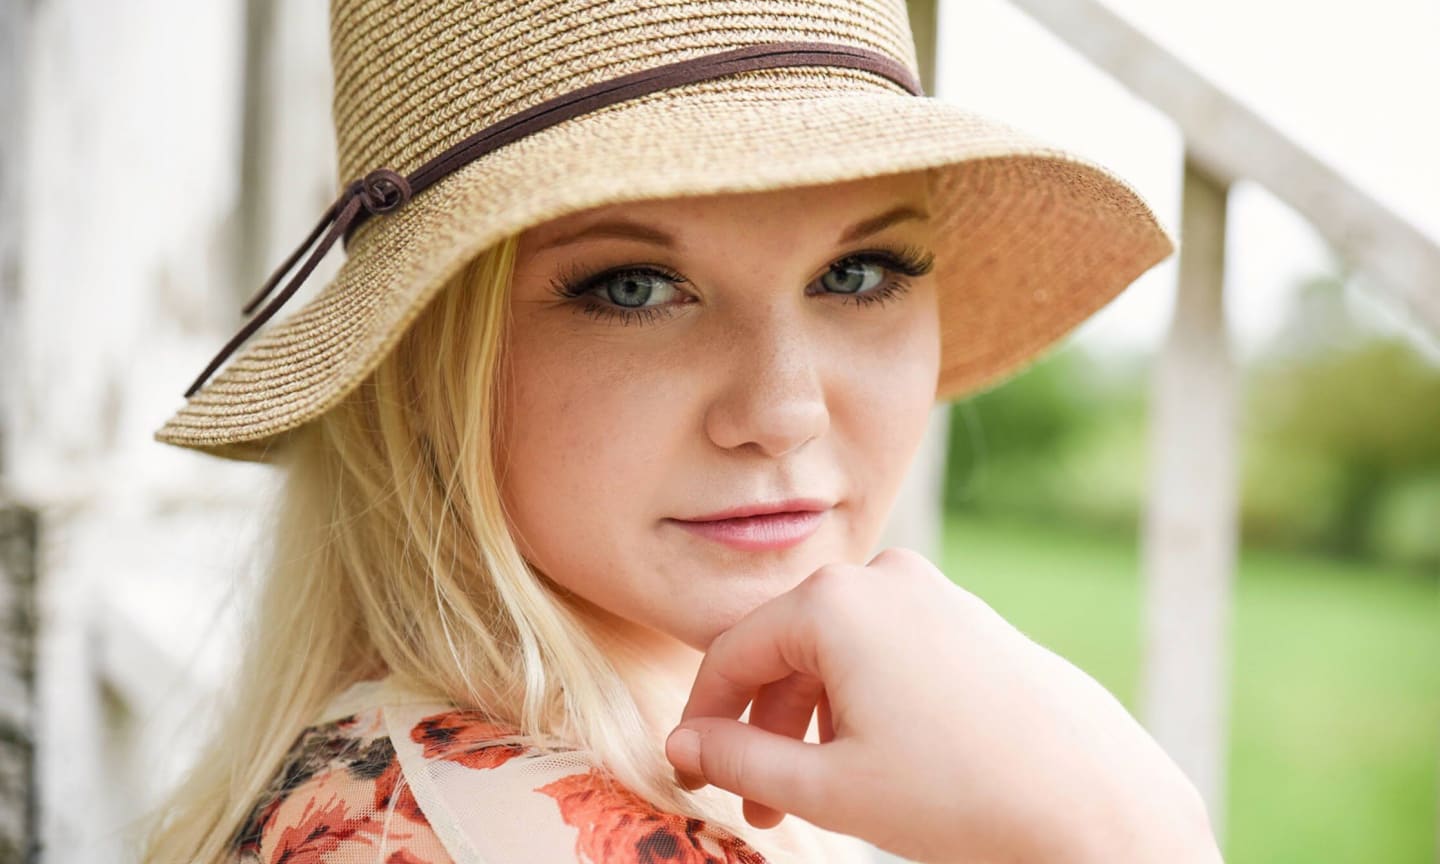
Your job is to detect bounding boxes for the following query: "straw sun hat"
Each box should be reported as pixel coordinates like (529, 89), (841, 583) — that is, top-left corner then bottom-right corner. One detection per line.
(155, 0), (1175, 463)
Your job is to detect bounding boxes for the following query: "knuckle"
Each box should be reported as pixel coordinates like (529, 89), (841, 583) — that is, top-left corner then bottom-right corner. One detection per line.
(872, 546), (956, 597)
(706, 625), (734, 658)
(867, 545), (913, 566)
(790, 671), (825, 704)
(869, 545), (934, 576)
(765, 673), (824, 717)
(801, 560), (847, 590)
(800, 563), (861, 615)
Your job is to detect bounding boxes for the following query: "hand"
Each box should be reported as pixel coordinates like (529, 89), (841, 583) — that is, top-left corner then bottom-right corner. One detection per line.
(664, 547), (1223, 864)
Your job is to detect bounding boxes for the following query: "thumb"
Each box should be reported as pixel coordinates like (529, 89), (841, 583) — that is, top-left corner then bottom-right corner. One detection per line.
(666, 718), (831, 820)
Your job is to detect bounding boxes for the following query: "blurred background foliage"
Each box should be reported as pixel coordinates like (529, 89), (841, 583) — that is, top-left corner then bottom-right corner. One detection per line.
(945, 272), (1440, 578)
(940, 268), (1439, 863)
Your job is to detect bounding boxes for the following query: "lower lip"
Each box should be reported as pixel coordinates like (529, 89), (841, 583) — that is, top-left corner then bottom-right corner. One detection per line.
(668, 510), (826, 552)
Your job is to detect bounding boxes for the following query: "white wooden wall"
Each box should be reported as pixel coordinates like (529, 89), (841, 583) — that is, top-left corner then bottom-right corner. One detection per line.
(5, 1), (328, 860)
(0, 6), (36, 853)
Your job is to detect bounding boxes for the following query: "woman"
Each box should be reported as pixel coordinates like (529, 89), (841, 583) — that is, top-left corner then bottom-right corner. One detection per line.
(140, 1), (1218, 862)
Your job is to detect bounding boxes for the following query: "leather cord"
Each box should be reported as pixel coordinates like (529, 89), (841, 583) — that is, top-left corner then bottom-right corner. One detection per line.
(184, 41), (924, 397)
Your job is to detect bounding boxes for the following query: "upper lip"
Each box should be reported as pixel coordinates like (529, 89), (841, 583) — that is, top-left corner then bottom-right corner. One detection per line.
(672, 498), (834, 522)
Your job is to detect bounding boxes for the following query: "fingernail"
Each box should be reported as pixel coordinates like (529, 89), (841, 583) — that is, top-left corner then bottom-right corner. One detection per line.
(666, 728), (702, 778)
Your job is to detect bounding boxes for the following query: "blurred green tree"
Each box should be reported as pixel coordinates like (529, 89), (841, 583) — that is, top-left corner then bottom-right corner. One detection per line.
(945, 269), (1440, 576)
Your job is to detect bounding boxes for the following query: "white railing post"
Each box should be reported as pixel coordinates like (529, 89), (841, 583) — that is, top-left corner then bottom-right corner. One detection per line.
(1138, 157), (1237, 841)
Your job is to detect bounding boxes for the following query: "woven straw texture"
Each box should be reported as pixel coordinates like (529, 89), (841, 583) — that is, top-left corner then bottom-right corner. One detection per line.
(156, 0), (1175, 462)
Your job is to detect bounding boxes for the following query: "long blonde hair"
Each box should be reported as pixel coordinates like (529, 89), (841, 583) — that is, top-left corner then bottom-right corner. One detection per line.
(137, 235), (819, 862)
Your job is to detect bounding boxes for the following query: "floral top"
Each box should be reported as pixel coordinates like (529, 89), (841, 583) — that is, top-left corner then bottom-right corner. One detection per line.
(224, 675), (868, 864)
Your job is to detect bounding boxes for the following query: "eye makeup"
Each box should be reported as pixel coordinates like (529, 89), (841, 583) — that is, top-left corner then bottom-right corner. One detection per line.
(546, 244), (936, 326)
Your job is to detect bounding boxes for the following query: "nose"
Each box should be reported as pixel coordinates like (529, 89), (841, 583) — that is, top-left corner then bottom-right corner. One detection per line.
(702, 306), (830, 457)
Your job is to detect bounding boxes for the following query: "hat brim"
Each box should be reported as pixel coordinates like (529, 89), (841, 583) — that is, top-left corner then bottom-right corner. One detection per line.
(156, 73), (1174, 462)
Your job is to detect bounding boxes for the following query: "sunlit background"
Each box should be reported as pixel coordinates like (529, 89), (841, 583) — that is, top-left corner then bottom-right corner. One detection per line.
(932, 3), (1439, 863)
(0, 1), (1435, 862)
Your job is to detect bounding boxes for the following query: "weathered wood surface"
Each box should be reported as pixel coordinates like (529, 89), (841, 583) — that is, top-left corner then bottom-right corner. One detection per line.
(8, 1), (325, 861)
(0, 507), (39, 864)
(2, 0), (38, 858)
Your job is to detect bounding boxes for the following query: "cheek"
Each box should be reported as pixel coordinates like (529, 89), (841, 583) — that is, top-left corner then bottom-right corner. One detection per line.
(497, 335), (683, 574)
(846, 319), (938, 430)
(831, 293), (941, 537)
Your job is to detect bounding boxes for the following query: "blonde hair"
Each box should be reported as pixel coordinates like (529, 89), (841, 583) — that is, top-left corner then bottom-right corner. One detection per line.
(137, 235), (831, 863)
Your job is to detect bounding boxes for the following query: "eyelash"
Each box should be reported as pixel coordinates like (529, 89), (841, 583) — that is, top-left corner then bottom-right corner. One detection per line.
(545, 245), (937, 326)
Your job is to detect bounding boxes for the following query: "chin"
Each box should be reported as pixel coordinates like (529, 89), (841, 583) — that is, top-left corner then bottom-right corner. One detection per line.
(674, 579), (796, 650)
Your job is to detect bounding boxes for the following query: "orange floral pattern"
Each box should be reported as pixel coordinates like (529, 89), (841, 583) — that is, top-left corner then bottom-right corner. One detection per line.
(537, 771), (768, 864)
(264, 795), (381, 864)
(371, 754), (428, 824)
(231, 702), (770, 863)
(227, 709), (452, 864)
(410, 709), (529, 771)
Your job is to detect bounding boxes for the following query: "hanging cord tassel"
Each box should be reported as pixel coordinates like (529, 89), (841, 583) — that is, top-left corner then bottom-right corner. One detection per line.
(183, 169), (411, 397)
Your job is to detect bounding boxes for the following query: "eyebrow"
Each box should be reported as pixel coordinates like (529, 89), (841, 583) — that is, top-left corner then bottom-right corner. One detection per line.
(534, 203), (930, 252)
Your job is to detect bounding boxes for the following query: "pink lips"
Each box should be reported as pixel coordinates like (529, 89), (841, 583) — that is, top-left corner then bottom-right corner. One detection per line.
(667, 499), (830, 552)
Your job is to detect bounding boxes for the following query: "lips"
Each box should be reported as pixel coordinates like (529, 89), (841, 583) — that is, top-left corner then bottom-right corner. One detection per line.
(679, 498), (831, 522)
(667, 499), (831, 552)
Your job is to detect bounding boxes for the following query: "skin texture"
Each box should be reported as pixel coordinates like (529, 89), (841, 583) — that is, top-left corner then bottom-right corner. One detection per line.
(495, 172), (1223, 863)
(665, 549), (1224, 864)
(498, 171), (940, 659)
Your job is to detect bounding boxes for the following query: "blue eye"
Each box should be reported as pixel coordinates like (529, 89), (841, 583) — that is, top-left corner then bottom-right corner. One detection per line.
(548, 245), (935, 325)
(548, 264), (691, 325)
(818, 258), (888, 295)
(806, 247), (936, 307)
(601, 271), (682, 308)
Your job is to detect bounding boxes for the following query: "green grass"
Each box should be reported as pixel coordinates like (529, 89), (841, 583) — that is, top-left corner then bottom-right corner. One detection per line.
(941, 513), (1440, 864)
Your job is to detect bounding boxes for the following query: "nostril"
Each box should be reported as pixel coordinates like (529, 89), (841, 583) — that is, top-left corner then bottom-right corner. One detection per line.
(705, 388), (830, 457)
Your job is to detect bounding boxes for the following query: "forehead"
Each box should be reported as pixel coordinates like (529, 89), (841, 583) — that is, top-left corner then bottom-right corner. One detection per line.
(517, 171), (930, 252)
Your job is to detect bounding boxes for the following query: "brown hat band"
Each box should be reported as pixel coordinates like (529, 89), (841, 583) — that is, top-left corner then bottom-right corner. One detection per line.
(183, 41), (924, 398)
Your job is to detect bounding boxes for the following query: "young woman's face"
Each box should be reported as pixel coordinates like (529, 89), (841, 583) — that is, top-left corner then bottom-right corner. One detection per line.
(499, 172), (941, 650)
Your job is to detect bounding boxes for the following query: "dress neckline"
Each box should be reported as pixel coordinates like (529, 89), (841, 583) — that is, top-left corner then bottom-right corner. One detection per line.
(313, 672), (452, 724)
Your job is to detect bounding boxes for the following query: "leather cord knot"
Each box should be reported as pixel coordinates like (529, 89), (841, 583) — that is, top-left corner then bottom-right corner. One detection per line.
(183, 164), (416, 397)
(357, 168), (411, 215)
